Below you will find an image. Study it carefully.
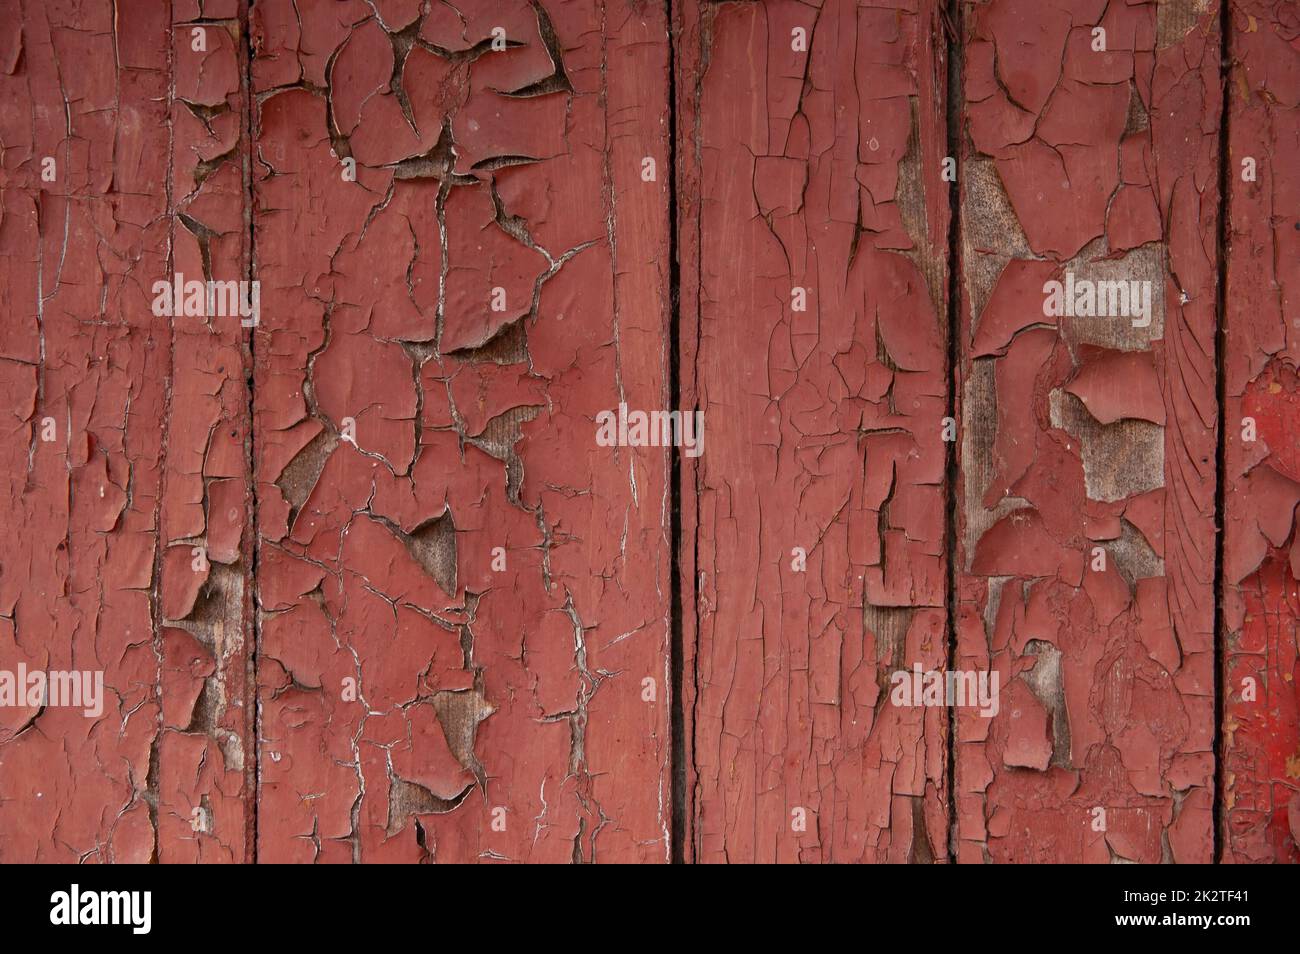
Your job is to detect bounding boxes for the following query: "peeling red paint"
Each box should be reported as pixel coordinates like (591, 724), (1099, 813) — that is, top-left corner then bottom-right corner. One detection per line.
(955, 0), (1220, 864)
(250, 0), (674, 863)
(2, 0), (1299, 867)
(0, 0), (255, 863)
(675, 0), (952, 863)
(156, 3), (257, 865)
(1222, 0), (1300, 865)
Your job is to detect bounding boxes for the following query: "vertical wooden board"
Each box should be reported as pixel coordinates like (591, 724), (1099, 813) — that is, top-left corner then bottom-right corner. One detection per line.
(0, 0), (255, 862)
(0, 0), (167, 864)
(954, 0), (1220, 863)
(250, 0), (674, 862)
(1222, 0), (1300, 864)
(157, 1), (257, 864)
(677, 0), (952, 863)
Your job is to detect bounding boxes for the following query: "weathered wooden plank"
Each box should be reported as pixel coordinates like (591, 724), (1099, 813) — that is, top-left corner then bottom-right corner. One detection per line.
(1222, 0), (1300, 865)
(677, 0), (953, 863)
(250, 0), (674, 862)
(954, 0), (1220, 863)
(153, 0), (258, 865)
(0, 0), (256, 862)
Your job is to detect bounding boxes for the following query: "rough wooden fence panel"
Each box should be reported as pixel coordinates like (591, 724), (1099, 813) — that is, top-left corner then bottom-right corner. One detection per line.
(250, 0), (674, 863)
(676, 0), (952, 863)
(1222, 0), (1300, 865)
(954, 0), (1220, 863)
(0, 0), (257, 863)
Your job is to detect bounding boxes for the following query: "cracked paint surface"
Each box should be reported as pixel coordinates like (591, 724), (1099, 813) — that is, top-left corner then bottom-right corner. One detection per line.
(250, 0), (674, 862)
(3, 0), (1299, 867)
(676, 0), (952, 863)
(1222, 0), (1300, 865)
(0, 0), (255, 862)
(157, 0), (257, 865)
(955, 0), (1220, 863)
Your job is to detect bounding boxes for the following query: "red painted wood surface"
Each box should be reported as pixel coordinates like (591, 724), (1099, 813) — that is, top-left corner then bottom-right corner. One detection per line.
(0, 0), (1297, 864)
(953, 0), (1220, 863)
(250, 0), (673, 862)
(675, 0), (952, 863)
(0, 0), (256, 863)
(1222, 0), (1300, 865)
